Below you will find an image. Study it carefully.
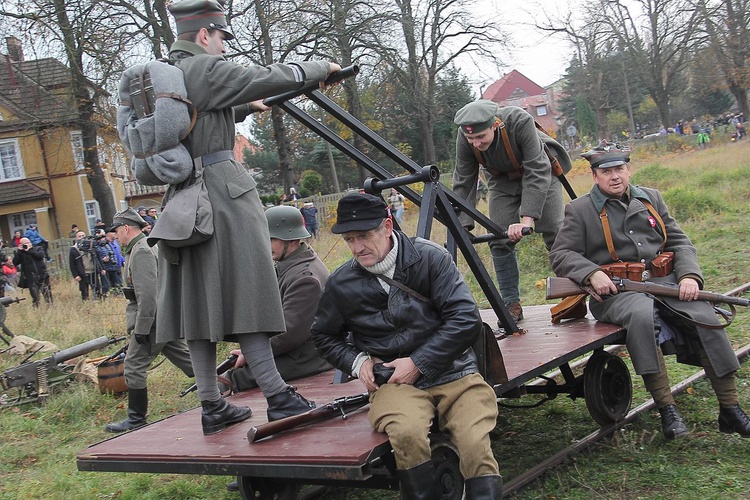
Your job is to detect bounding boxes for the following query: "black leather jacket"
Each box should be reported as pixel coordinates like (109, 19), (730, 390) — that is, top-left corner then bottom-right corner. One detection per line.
(311, 231), (482, 389)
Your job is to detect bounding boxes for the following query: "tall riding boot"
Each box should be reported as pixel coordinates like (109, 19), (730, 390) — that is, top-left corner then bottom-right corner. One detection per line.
(266, 386), (316, 421)
(105, 387), (148, 433)
(396, 460), (438, 500)
(465, 475), (503, 499)
(201, 398), (252, 435)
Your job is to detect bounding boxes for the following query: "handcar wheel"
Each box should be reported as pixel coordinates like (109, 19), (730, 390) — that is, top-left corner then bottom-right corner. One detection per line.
(583, 350), (632, 426)
(430, 434), (464, 500)
(237, 475), (298, 500)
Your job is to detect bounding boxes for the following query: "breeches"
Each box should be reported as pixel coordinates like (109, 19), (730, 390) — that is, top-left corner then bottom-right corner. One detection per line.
(487, 176), (563, 254)
(367, 373), (499, 478)
(124, 335), (194, 389)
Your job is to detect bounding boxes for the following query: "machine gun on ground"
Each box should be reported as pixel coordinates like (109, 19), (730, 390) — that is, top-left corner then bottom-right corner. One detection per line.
(247, 392), (370, 443)
(0, 336), (125, 407)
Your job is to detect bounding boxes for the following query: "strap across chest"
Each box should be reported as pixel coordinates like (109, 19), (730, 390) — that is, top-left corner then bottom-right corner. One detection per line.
(599, 199), (667, 262)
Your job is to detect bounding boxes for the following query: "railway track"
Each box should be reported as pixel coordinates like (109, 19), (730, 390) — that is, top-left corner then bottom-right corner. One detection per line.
(503, 281), (750, 497)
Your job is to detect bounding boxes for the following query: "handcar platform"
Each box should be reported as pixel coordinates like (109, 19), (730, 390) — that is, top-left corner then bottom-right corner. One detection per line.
(77, 305), (627, 495)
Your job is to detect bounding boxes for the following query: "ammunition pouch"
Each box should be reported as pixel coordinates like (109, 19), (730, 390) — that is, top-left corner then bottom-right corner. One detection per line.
(122, 286), (136, 302)
(600, 262), (647, 281)
(650, 252), (674, 278)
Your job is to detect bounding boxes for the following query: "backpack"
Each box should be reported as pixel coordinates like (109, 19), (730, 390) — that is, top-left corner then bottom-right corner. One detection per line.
(116, 60), (197, 186)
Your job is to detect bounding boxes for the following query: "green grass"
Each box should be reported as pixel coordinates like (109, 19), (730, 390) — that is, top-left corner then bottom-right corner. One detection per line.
(1, 140), (750, 499)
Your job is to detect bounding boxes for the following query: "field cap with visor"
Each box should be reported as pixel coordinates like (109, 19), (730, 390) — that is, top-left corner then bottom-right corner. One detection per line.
(108, 207), (146, 233)
(454, 99), (499, 134)
(332, 193), (390, 234)
(581, 140), (631, 169)
(168, 0), (235, 40)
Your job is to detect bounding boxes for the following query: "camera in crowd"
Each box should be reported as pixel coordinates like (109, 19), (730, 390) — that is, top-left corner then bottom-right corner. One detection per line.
(21, 244), (29, 250)
(77, 236), (99, 253)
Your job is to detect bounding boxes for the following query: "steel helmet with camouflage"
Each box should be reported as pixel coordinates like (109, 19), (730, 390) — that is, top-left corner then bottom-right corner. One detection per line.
(265, 205), (311, 241)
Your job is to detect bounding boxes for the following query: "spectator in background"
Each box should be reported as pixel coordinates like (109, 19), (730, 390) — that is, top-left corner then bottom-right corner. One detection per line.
(299, 202), (320, 240)
(13, 237), (52, 307)
(3, 256), (18, 289)
(12, 230), (22, 248)
(388, 188), (406, 225)
(69, 224), (80, 238)
(25, 224), (50, 261)
(147, 208), (159, 224)
(98, 231), (124, 294)
(94, 218), (108, 233)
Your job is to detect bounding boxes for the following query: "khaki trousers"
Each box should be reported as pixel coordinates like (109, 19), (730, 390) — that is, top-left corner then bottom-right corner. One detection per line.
(368, 373), (500, 478)
(643, 348), (738, 408)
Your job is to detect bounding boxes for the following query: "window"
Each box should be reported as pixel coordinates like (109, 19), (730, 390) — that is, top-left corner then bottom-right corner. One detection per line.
(70, 131), (85, 171)
(85, 201), (100, 234)
(0, 139), (25, 181)
(10, 212), (37, 238)
(536, 105), (548, 117)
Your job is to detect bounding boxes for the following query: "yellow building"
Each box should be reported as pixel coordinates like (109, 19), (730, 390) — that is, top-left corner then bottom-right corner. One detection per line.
(0, 36), (141, 245)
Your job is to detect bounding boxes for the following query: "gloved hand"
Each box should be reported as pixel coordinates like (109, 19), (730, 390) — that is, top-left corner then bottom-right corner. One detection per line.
(135, 334), (150, 345)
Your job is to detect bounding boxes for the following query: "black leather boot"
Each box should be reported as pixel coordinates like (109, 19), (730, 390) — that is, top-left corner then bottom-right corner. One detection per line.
(397, 460), (438, 500)
(718, 404), (750, 437)
(465, 475), (503, 499)
(658, 404), (688, 439)
(105, 387), (148, 433)
(266, 387), (316, 422)
(201, 398), (252, 435)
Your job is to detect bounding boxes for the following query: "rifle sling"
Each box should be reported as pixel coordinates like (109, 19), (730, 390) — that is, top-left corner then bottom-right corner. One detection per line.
(378, 275), (431, 304)
(651, 294), (734, 329)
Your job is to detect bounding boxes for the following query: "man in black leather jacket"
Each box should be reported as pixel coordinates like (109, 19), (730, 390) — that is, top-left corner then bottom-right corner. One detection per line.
(311, 193), (501, 500)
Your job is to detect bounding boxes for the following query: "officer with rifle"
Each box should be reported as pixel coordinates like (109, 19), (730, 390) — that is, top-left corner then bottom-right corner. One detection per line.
(104, 208), (193, 433)
(549, 141), (750, 439)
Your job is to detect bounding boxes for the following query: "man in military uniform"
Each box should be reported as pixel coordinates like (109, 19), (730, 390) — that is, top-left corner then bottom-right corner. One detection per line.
(225, 205), (332, 392)
(157, 0), (340, 435)
(453, 100), (571, 322)
(550, 141), (750, 439)
(105, 208), (194, 433)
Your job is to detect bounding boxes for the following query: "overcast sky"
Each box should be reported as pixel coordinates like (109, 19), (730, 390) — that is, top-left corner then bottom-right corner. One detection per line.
(464, 0), (574, 96)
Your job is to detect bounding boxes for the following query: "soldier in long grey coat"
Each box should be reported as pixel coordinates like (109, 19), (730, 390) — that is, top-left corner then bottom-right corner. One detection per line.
(550, 141), (750, 440)
(157, 0), (341, 435)
(453, 100), (571, 323)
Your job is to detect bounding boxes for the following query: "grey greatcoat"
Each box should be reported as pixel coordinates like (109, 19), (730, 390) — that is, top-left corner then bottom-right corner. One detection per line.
(156, 40), (330, 343)
(452, 105), (571, 250)
(549, 184), (739, 377)
(230, 243), (332, 391)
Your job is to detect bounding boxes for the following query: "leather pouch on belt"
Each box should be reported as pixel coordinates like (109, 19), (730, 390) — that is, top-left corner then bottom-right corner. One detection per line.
(600, 262), (646, 281)
(650, 252), (674, 277)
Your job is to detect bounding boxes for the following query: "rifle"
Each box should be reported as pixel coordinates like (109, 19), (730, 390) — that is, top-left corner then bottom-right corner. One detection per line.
(0, 296), (25, 346)
(247, 392), (370, 443)
(546, 276), (750, 306)
(0, 336), (125, 407)
(179, 353), (238, 397)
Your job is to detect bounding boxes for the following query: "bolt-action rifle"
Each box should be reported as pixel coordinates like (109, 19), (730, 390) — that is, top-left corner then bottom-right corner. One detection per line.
(247, 392), (370, 443)
(546, 276), (750, 306)
(0, 336), (125, 407)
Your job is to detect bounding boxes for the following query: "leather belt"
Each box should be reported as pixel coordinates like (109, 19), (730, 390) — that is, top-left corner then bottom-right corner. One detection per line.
(193, 150), (234, 169)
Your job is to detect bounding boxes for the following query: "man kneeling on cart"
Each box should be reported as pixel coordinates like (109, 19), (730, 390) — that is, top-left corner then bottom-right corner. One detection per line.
(311, 193), (502, 499)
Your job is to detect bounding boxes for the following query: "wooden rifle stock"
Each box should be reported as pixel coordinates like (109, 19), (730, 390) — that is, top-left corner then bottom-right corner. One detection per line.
(247, 392), (370, 443)
(546, 277), (750, 306)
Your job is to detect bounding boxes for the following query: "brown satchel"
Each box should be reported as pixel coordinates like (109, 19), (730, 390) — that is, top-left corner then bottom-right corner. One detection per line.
(550, 294), (588, 323)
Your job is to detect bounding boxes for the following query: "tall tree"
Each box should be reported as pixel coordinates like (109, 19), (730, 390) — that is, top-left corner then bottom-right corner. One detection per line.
(1, 0), (139, 225)
(695, 0), (750, 119)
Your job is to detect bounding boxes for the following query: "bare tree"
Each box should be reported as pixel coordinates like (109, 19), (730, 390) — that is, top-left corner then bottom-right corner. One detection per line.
(695, 0), (750, 119)
(600, 0), (701, 127)
(0, 0), (141, 225)
(376, 0), (507, 166)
